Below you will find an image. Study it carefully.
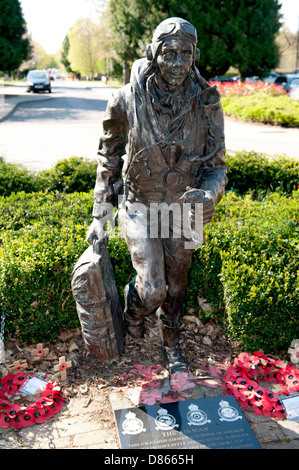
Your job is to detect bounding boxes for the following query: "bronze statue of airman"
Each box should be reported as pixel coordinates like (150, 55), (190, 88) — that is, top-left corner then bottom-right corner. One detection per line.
(87, 17), (227, 373)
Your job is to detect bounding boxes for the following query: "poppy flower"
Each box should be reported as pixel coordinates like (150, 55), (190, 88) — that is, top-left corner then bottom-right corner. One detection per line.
(25, 403), (47, 423)
(41, 401), (57, 419)
(58, 362), (67, 372)
(0, 412), (12, 428)
(14, 373), (28, 387)
(243, 379), (259, 399)
(5, 403), (22, 419)
(36, 346), (48, 357)
(235, 353), (260, 370)
(0, 398), (9, 408)
(266, 391), (279, 403)
(14, 362), (27, 372)
(1, 375), (18, 395)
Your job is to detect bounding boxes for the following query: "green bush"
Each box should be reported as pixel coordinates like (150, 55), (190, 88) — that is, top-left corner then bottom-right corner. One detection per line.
(0, 157), (44, 196)
(0, 191), (134, 343)
(226, 151), (299, 195)
(40, 156), (98, 193)
(0, 156), (97, 197)
(221, 92), (299, 127)
(201, 191), (298, 352)
(0, 192), (93, 342)
(1, 152), (298, 199)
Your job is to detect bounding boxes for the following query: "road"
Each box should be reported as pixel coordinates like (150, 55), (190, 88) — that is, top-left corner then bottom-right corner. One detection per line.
(0, 80), (299, 172)
(225, 118), (299, 160)
(0, 81), (112, 170)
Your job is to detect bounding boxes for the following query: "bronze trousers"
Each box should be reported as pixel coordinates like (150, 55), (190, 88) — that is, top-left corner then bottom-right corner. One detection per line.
(119, 199), (193, 345)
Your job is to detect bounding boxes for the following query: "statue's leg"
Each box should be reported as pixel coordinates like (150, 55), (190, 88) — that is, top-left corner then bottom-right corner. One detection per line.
(158, 235), (193, 373)
(120, 204), (167, 338)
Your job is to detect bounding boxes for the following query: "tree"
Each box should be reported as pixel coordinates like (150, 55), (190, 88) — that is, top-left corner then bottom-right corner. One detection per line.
(19, 40), (53, 72)
(0, 0), (32, 71)
(60, 35), (73, 73)
(276, 27), (298, 73)
(67, 18), (109, 78)
(109, 0), (163, 82)
(110, 0), (282, 80)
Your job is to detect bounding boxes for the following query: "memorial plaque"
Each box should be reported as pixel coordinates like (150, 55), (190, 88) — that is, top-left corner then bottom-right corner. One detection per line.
(114, 396), (261, 449)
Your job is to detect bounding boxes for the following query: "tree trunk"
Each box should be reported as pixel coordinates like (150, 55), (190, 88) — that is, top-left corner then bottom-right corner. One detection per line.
(123, 61), (130, 84)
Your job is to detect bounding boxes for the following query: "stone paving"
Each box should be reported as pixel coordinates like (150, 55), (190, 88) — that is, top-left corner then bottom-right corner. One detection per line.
(1, 384), (298, 450)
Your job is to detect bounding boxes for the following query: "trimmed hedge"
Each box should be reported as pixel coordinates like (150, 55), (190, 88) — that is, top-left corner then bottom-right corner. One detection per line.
(0, 156), (97, 197)
(221, 92), (299, 127)
(226, 151), (299, 195)
(198, 191), (298, 352)
(1, 152), (299, 198)
(40, 157), (98, 193)
(0, 157), (44, 196)
(0, 189), (298, 353)
(0, 192), (93, 341)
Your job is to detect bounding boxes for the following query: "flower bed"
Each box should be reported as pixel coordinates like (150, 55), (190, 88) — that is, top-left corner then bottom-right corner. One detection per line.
(210, 80), (299, 127)
(210, 80), (287, 97)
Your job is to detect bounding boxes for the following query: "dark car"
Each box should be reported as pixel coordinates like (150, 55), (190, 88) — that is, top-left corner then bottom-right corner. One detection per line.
(26, 70), (51, 93)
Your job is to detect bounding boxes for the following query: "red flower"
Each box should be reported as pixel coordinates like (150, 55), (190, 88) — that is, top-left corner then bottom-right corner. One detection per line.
(234, 353), (260, 372)
(0, 411), (12, 428)
(4, 403), (22, 428)
(36, 347), (45, 356)
(1, 375), (18, 395)
(14, 373), (28, 389)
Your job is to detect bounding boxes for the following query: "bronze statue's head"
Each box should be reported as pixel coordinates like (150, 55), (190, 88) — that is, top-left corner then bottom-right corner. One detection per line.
(146, 18), (200, 91)
(148, 18), (198, 60)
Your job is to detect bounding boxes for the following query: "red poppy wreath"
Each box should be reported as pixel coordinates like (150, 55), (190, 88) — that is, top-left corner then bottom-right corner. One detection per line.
(222, 352), (299, 418)
(0, 373), (64, 429)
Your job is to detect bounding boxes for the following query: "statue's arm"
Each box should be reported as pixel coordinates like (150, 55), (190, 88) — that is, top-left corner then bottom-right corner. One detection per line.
(92, 90), (129, 218)
(181, 101), (228, 226)
(199, 102), (228, 207)
(87, 91), (128, 245)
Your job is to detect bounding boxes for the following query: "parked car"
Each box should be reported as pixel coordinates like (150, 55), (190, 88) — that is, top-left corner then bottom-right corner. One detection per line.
(26, 70), (51, 93)
(290, 86), (299, 99)
(245, 76), (259, 83)
(262, 72), (278, 84)
(209, 75), (239, 83)
(273, 74), (299, 92)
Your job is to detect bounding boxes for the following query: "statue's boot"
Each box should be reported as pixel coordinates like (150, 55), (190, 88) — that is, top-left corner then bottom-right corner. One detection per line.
(158, 312), (188, 374)
(124, 283), (145, 338)
(125, 310), (145, 338)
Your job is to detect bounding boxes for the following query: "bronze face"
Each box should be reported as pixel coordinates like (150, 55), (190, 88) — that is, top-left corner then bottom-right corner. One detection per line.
(156, 37), (193, 92)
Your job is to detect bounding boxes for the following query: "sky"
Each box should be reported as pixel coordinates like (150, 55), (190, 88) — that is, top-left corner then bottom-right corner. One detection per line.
(20, 0), (99, 54)
(20, 0), (299, 56)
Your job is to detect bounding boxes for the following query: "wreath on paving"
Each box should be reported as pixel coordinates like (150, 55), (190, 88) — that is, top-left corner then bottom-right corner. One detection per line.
(0, 372), (64, 428)
(222, 352), (299, 418)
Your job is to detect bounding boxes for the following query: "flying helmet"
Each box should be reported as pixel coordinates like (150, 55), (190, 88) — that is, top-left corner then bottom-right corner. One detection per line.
(147, 17), (200, 63)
